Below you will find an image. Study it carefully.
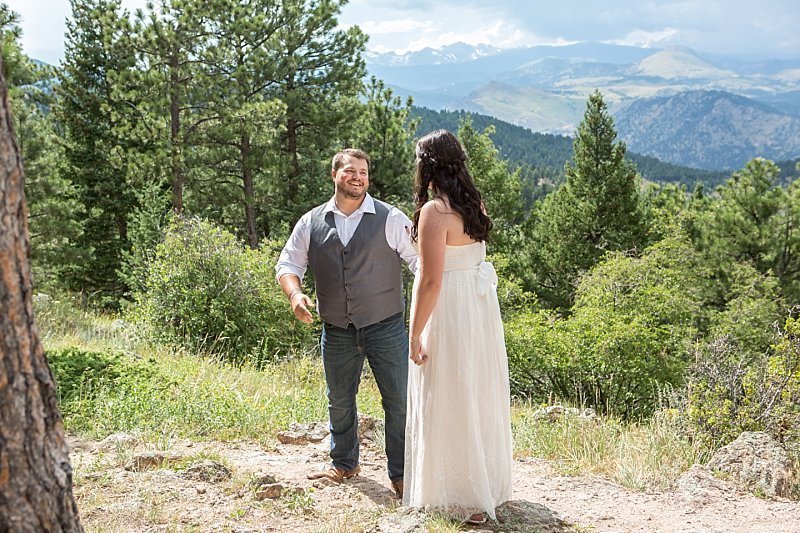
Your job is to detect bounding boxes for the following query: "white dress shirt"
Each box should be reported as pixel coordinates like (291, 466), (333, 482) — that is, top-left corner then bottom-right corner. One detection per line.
(275, 194), (418, 283)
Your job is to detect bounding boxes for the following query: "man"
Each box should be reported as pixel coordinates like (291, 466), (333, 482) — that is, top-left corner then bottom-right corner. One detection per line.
(276, 148), (417, 498)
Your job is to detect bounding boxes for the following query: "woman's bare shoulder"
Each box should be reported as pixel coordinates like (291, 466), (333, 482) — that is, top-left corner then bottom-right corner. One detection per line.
(420, 197), (450, 216)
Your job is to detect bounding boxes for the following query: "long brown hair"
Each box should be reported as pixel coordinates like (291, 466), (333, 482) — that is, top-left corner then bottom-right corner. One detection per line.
(411, 130), (492, 242)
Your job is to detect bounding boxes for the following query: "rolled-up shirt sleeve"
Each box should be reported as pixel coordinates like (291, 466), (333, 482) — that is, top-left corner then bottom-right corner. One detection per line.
(386, 207), (418, 273)
(275, 214), (311, 284)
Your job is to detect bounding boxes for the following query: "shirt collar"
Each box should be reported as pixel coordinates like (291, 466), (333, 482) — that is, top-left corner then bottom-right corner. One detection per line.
(323, 193), (375, 216)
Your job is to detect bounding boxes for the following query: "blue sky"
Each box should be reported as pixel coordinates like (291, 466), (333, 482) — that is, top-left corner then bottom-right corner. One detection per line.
(6, 0), (800, 64)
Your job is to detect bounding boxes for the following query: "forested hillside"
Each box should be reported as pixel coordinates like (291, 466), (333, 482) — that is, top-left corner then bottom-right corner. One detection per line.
(615, 90), (800, 170)
(411, 106), (737, 188)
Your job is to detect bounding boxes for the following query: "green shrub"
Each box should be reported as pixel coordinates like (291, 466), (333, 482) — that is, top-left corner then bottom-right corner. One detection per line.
(130, 216), (316, 365)
(47, 346), (160, 405)
(507, 234), (704, 418)
(490, 251), (538, 316)
(707, 262), (784, 361)
(686, 317), (800, 454)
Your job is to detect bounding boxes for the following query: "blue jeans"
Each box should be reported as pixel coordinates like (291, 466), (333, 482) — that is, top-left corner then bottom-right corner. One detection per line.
(321, 312), (408, 482)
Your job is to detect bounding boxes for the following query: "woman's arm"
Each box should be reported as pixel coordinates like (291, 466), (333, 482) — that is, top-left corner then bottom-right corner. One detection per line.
(408, 200), (448, 365)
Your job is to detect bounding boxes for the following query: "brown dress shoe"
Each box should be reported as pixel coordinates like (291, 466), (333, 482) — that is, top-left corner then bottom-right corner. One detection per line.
(306, 465), (361, 482)
(391, 479), (403, 498)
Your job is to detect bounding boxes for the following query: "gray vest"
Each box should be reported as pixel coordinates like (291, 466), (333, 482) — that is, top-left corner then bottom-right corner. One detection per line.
(307, 199), (404, 329)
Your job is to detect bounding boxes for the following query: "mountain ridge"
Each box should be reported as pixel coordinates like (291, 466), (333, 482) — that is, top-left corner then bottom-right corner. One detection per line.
(371, 42), (800, 170)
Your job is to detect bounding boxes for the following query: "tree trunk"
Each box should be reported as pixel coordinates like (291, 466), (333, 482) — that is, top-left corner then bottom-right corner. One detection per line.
(169, 48), (183, 215)
(241, 131), (258, 249)
(286, 114), (300, 200)
(285, 78), (300, 205)
(0, 55), (83, 532)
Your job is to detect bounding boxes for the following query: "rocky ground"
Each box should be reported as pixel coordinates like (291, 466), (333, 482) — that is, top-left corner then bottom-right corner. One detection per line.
(68, 423), (800, 532)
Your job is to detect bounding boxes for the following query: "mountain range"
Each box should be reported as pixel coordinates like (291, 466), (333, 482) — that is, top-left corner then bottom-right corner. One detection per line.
(368, 42), (800, 171)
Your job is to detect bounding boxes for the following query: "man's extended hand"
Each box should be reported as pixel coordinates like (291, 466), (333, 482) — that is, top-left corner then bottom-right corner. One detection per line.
(290, 292), (314, 324)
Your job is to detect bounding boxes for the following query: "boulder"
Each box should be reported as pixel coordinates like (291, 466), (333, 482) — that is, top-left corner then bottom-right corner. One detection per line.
(277, 421), (329, 445)
(124, 451), (182, 471)
(706, 431), (793, 499)
(181, 460), (232, 482)
(676, 464), (736, 505)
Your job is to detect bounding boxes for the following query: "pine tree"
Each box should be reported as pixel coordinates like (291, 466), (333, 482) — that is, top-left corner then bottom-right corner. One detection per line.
(129, 0), (216, 215)
(528, 90), (645, 309)
(458, 117), (526, 258)
(350, 77), (418, 211)
(270, 0), (367, 225)
(3, 5), (85, 290)
(704, 158), (800, 302)
(57, 0), (137, 298)
(189, 0), (287, 246)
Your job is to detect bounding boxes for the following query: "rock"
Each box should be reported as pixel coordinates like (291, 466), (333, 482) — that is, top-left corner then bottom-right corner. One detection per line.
(495, 500), (571, 532)
(532, 405), (598, 422)
(277, 417), (386, 445)
(124, 451), (182, 471)
(706, 431), (793, 499)
(367, 507), (426, 532)
(277, 421), (329, 445)
(676, 464), (735, 506)
(250, 472), (278, 487)
(358, 414), (384, 442)
(99, 432), (139, 450)
(181, 460), (232, 482)
(254, 483), (285, 500)
(369, 500), (570, 532)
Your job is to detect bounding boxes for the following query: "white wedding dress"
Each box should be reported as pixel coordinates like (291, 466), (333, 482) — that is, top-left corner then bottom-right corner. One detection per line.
(403, 241), (513, 520)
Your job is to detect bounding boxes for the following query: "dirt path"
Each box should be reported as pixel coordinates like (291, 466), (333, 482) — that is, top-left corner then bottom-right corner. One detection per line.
(68, 433), (800, 532)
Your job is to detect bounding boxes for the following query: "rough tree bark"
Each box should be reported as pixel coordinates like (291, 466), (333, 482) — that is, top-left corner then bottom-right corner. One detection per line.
(0, 55), (83, 531)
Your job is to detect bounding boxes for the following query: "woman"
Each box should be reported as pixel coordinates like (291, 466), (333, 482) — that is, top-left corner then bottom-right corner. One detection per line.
(403, 129), (513, 524)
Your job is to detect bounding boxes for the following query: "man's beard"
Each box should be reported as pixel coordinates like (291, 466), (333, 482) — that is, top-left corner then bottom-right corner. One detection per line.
(341, 186), (365, 200)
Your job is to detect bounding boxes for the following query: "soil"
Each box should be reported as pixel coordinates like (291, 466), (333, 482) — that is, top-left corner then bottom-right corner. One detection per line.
(68, 431), (800, 532)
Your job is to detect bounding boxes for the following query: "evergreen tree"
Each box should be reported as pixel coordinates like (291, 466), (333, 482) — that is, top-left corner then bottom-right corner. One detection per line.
(528, 90), (645, 309)
(458, 117), (525, 258)
(350, 77), (417, 210)
(129, 0), (215, 215)
(269, 0), (367, 226)
(3, 5), (85, 290)
(704, 158), (800, 302)
(57, 0), (137, 298)
(189, 0), (286, 246)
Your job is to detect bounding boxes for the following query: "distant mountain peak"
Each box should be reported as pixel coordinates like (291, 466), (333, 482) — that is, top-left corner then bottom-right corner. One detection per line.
(632, 47), (735, 79)
(366, 42), (503, 67)
(615, 89), (800, 170)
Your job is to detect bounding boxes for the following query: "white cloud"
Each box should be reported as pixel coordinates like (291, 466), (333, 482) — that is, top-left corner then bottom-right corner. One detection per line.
(610, 28), (682, 48)
(385, 19), (572, 54)
(361, 19), (435, 35)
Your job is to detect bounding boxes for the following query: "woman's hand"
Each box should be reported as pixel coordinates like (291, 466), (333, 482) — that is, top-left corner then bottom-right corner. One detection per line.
(409, 338), (429, 366)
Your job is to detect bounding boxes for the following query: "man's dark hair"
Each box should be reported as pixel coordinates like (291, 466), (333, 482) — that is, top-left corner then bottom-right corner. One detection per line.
(332, 148), (370, 171)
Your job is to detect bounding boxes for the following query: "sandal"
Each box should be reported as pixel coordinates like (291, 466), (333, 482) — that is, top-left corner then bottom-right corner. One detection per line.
(465, 512), (487, 525)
